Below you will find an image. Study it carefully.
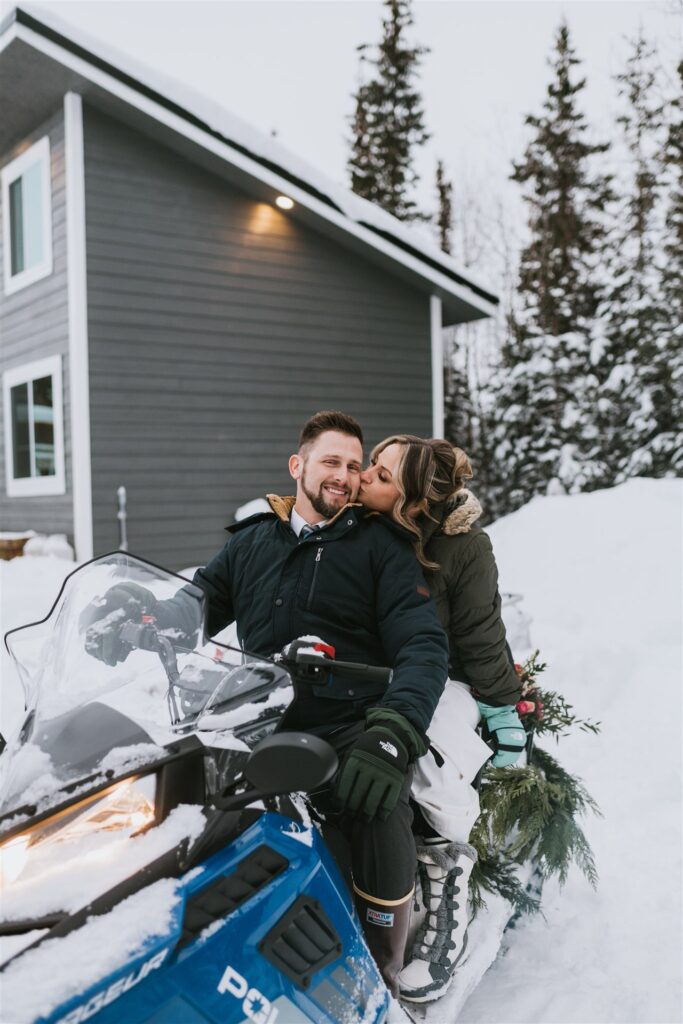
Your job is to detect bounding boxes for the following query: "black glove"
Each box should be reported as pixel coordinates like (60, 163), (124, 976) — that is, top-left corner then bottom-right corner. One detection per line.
(333, 708), (428, 823)
(81, 582), (157, 667)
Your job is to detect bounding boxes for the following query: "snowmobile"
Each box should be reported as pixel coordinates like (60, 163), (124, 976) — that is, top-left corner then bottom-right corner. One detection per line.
(0, 551), (392, 1024)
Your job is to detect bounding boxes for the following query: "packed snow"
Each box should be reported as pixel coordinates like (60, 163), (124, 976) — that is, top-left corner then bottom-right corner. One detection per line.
(0, 478), (681, 1023)
(455, 478), (682, 1024)
(0, 878), (182, 1023)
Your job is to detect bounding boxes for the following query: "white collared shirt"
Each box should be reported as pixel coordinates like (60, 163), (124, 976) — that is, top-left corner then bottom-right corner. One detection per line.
(290, 506), (327, 538)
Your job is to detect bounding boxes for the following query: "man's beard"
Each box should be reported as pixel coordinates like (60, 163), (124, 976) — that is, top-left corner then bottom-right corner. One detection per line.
(301, 469), (350, 519)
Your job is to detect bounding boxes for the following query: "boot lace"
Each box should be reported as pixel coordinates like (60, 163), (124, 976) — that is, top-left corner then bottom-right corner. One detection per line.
(412, 862), (464, 967)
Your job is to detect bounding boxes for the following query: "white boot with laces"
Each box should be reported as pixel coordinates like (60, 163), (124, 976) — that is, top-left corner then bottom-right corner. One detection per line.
(399, 839), (477, 1003)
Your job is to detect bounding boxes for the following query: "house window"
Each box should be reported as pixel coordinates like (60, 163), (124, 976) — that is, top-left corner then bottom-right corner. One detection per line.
(3, 356), (65, 497)
(2, 137), (53, 295)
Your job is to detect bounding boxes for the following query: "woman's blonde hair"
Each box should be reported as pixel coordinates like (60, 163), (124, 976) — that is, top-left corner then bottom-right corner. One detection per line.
(370, 435), (473, 570)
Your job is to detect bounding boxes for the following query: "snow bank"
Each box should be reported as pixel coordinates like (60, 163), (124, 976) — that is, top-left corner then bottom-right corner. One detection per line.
(454, 478), (682, 1024)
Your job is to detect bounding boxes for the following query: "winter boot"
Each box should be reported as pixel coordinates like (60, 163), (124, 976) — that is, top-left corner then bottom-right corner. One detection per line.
(354, 886), (413, 999)
(398, 840), (477, 1003)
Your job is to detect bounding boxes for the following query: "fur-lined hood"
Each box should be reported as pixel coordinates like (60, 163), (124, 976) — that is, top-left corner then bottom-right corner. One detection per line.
(266, 494), (363, 527)
(263, 491), (482, 538)
(421, 488), (483, 542)
(441, 488), (483, 536)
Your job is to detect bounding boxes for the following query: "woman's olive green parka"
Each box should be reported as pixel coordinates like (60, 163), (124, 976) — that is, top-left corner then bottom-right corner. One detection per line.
(422, 489), (521, 706)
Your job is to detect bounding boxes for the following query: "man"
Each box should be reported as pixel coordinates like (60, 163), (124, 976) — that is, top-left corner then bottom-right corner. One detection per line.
(87, 411), (448, 995)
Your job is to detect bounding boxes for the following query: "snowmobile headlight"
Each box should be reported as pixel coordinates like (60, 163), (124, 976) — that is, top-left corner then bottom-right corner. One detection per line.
(0, 774), (157, 891)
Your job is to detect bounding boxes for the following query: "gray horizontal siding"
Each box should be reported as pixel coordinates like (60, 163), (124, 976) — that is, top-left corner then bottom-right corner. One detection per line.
(85, 107), (432, 570)
(0, 107), (73, 538)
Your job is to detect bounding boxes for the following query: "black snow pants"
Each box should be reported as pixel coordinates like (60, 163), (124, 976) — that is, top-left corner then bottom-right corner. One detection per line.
(304, 720), (417, 902)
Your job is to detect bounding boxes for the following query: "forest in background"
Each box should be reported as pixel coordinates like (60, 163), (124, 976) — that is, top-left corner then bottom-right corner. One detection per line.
(348, 0), (682, 521)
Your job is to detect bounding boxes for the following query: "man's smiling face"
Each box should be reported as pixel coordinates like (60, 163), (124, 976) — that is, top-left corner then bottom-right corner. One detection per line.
(289, 430), (363, 521)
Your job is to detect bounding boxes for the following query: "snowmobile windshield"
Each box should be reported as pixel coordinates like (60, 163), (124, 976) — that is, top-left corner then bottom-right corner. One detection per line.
(1, 552), (292, 818)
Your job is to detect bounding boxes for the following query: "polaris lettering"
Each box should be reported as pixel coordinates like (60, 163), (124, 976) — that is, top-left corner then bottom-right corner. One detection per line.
(57, 949), (169, 1024)
(217, 964), (278, 1024)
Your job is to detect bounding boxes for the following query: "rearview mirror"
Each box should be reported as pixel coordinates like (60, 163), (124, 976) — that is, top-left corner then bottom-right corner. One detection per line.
(245, 732), (338, 793)
(214, 732), (338, 812)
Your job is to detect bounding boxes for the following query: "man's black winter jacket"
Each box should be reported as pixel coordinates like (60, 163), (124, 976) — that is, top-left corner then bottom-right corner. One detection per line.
(166, 496), (448, 735)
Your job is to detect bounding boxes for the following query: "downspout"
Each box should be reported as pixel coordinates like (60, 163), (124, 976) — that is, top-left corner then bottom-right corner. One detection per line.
(64, 91), (93, 560)
(430, 295), (444, 438)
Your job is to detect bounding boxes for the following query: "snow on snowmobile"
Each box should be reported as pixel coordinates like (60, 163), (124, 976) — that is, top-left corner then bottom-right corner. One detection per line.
(0, 551), (393, 1024)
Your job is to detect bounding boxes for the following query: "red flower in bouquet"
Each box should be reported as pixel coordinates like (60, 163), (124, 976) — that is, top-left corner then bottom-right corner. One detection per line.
(516, 700), (536, 715)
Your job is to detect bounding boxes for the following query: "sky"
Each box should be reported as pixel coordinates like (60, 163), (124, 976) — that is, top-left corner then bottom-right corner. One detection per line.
(4, 0), (681, 273)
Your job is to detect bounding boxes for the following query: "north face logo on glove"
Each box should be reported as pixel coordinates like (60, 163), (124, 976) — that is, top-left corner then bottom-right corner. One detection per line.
(379, 740), (398, 757)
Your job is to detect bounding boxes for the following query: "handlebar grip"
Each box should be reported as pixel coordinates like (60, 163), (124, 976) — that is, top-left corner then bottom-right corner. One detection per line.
(119, 621), (159, 651)
(294, 652), (392, 685)
(333, 660), (393, 684)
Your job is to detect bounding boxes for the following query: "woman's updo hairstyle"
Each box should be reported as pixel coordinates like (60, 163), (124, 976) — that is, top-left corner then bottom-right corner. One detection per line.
(369, 435), (473, 569)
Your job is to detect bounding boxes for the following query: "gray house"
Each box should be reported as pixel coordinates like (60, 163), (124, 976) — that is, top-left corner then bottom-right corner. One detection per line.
(0, 6), (497, 570)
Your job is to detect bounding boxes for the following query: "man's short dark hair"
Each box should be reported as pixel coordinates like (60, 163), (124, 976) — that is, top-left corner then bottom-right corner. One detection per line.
(298, 410), (364, 451)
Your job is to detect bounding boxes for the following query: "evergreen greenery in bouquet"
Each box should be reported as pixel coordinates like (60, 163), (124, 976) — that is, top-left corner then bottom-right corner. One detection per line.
(469, 652), (602, 916)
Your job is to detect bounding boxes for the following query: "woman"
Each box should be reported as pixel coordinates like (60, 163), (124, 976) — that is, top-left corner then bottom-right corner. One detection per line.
(358, 435), (525, 1004)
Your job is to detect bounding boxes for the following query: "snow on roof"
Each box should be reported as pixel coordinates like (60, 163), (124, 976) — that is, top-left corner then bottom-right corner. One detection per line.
(6, 2), (498, 311)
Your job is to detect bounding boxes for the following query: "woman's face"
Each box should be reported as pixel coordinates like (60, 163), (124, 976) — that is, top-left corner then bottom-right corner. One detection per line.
(358, 443), (404, 514)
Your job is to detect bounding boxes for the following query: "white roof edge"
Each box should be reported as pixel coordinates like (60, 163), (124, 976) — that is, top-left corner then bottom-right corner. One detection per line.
(5, 4), (498, 317)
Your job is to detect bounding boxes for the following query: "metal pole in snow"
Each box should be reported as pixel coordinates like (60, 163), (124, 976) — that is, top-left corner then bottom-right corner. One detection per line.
(117, 486), (128, 551)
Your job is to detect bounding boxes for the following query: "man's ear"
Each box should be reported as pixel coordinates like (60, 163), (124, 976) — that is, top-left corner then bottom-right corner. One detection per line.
(289, 453), (303, 482)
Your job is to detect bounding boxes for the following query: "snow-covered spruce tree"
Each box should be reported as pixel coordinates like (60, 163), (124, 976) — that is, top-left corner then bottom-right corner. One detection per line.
(662, 61), (683, 334)
(595, 34), (681, 483)
(491, 23), (614, 509)
(435, 159), (453, 254)
(647, 57), (683, 476)
(348, 0), (430, 221)
(444, 331), (477, 454)
(437, 162), (484, 478)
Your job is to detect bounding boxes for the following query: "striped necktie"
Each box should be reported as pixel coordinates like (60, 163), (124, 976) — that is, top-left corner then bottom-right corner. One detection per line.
(300, 523), (318, 540)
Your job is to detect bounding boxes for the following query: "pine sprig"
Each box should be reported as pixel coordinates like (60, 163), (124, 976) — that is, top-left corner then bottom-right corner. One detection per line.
(469, 730), (601, 914)
(468, 841), (542, 917)
(515, 649), (601, 739)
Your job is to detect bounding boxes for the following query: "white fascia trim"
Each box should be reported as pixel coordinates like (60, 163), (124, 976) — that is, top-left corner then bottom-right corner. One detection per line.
(12, 22), (496, 320)
(3, 354), (66, 496)
(0, 19), (18, 56)
(64, 91), (93, 561)
(431, 296), (445, 439)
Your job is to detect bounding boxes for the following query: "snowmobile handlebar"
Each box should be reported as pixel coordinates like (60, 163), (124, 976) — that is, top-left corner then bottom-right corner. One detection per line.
(293, 650), (393, 685)
(118, 622), (392, 687)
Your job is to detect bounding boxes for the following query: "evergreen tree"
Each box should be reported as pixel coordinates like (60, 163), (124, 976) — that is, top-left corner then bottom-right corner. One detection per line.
(435, 159), (453, 254)
(650, 58), (683, 475)
(490, 23), (614, 509)
(348, 0), (430, 221)
(444, 328), (477, 453)
(662, 61), (683, 328)
(596, 34), (680, 482)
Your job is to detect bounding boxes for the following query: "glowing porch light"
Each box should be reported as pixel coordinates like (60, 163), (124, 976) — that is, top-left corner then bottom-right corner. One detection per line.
(275, 195), (294, 210)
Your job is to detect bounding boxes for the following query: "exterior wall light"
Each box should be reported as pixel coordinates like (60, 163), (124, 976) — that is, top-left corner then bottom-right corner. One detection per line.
(275, 196), (294, 210)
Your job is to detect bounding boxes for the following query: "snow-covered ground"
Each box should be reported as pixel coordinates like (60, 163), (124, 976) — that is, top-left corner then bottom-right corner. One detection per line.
(0, 478), (681, 1023)
(458, 478), (683, 1024)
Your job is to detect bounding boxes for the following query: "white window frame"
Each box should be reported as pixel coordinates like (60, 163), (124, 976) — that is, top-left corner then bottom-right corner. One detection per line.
(3, 355), (66, 497)
(1, 136), (53, 296)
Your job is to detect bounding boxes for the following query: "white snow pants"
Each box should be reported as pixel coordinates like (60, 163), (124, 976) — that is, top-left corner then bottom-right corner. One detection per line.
(411, 680), (492, 843)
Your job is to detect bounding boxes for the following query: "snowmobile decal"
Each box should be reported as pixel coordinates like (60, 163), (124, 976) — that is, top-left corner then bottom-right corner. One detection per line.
(217, 965), (278, 1024)
(55, 949), (170, 1024)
